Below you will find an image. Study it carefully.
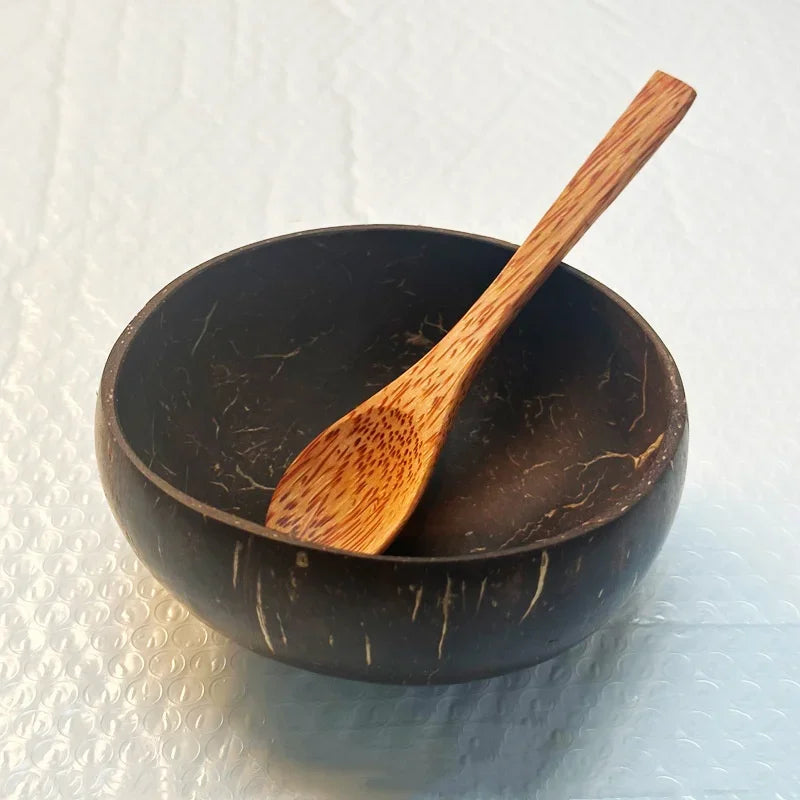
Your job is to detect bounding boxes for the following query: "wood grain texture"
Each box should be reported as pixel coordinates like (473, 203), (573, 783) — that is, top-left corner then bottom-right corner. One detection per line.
(266, 70), (696, 553)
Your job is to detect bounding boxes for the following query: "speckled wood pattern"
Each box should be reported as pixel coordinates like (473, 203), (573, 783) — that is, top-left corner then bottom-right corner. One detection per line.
(1, 0), (799, 798)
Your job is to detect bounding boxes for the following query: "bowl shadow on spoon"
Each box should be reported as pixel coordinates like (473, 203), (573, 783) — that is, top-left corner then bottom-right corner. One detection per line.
(219, 588), (659, 798)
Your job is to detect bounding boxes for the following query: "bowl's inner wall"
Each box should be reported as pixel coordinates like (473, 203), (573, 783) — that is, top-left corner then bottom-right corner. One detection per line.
(116, 229), (672, 556)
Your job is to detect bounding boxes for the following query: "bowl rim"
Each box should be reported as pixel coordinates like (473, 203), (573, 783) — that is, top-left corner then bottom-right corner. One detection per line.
(99, 224), (687, 564)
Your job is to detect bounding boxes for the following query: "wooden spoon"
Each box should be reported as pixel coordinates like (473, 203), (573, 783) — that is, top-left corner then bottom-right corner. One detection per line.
(266, 70), (695, 554)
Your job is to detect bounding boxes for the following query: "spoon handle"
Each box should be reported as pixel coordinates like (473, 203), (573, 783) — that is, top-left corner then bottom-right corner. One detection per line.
(429, 70), (695, 392)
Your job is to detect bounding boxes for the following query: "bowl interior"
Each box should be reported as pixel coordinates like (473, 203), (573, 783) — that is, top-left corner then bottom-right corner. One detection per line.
(114, 227), (678, 557)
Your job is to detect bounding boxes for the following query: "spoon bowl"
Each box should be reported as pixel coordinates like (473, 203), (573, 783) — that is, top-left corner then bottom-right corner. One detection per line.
(267, 405), (428, 552)
(96, 225), (687, 683)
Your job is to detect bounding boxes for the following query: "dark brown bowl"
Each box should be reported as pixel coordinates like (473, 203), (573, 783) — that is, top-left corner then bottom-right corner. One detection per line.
(96, 225), (687, 684)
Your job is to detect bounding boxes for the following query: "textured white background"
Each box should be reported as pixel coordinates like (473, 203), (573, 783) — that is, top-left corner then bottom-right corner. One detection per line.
(1, 1), (799, 798)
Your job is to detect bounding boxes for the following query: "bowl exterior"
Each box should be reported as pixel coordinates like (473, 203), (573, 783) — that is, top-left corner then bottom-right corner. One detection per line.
(96, 396), (687, 685)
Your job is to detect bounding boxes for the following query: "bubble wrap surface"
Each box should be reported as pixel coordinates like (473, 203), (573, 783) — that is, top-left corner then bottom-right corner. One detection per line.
(1, 1), (799, 797)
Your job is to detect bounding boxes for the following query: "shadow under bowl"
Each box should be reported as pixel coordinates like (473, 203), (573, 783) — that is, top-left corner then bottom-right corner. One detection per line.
(96, 225), (687, 683)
